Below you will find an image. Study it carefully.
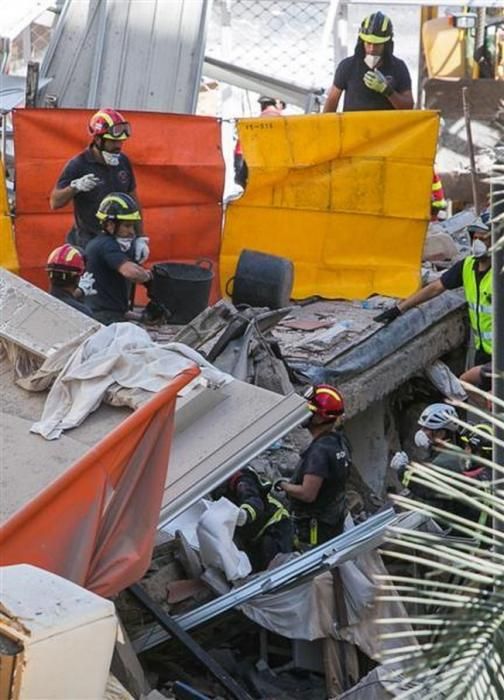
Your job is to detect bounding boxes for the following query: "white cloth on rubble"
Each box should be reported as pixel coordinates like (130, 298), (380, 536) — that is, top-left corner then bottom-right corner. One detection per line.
(425, 359), (467, 401)
(196, 497), (252, 581)
(30, 323), (230, 440)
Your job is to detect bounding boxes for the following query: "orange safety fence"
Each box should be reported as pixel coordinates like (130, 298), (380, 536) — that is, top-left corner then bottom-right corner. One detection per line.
(0, 366), (199, 598)
(13, 108), (225, 301)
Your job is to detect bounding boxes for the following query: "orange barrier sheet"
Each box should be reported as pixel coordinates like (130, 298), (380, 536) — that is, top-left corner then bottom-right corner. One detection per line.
(0, 367), (199, 597)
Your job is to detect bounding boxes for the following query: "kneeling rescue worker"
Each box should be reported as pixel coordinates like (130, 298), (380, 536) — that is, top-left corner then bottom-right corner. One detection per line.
(46, 243), (96, 318)
(217, 467), (293, 572)
(276, 384), (351, 547)
(85, 192), (153, 325)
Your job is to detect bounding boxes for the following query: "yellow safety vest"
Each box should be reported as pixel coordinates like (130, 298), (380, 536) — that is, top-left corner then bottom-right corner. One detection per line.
(462, 256), (492, 355)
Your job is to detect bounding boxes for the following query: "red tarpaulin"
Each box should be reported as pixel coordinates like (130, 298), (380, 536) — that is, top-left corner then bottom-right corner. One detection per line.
(13, 108), (225, 301)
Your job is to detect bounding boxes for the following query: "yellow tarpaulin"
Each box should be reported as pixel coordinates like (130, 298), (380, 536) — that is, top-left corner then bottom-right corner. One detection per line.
(0, 158), (17, 272)
(221, 110), (439, 300)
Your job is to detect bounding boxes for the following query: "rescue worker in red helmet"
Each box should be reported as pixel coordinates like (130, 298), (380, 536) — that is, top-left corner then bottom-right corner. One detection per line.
(49, 108), (148, 265)
(46, 244), (96, 318)
(276, 384), (352, 546)
(214, 466), (293, 572)
(85, 192), (152, 325)
(323, 11), (413, 113)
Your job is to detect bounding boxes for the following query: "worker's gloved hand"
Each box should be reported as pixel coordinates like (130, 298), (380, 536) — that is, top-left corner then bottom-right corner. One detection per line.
(77, 271), (97, 296)
(363, 69), (392, 96)
(134, 236), (150, 264)
(70, 173), (100, 192)
(390, 451), (409, 471)
(273, 478), (289, 493)
(236, 507), (249, 527)
(373, 305), (401, 325)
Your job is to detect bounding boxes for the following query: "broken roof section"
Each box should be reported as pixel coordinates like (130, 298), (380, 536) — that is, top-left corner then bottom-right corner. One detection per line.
(0, 268), (308, 541)
(39, 0), (212, 112)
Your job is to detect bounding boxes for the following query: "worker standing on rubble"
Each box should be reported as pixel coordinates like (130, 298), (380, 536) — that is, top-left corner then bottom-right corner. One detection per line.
(214, 467), (293, 572)
(276, 384), (351, 547)
(323, 12), (414, 113)
(46, 244), (96, 318)
(49, 108), (149, 266)
(374, 212), (493, 366)
(85, 193), (152, 325)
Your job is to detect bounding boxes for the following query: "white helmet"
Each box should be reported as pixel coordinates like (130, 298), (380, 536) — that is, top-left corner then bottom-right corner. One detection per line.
(418, 403), (458, 431)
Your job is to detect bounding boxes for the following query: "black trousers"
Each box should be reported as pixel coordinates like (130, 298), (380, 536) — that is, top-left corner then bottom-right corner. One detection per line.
(245, 519), (294, 572)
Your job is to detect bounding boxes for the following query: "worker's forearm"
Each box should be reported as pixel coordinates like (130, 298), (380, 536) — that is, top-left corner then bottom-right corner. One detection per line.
(50, 186), (76, 210)
(398, 280), (444, 313)
(120, 262), (152, 284)
(387, 91), (414, 110)
(282, 482), (312, 502)
(323, 86), (341, 113)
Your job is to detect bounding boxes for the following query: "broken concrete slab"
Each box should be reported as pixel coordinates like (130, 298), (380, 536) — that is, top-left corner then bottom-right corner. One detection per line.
(0, 267), (100, 358)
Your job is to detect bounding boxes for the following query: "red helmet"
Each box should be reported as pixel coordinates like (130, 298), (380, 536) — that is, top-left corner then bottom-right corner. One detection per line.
(305, 384), (345, 421)
(88, 108), (131, 140)
(46, 244), (85, 275)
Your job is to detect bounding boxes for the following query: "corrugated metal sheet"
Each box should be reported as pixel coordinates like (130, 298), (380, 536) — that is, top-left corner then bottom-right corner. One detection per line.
(40, 0), (211, 113)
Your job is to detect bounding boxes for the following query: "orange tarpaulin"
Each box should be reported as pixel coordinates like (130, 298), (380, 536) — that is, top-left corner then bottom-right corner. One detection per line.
(13, 109), (225, 299)
(0, 367), (199, 598)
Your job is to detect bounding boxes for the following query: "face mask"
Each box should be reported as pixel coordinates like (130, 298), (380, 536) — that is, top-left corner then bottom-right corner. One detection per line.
(364, 54), (381, 69)
(102, 150), (121, 166)
(414, 430), (431, 449)
(116, 237), (132, 252)
(471, 239), (488, 258)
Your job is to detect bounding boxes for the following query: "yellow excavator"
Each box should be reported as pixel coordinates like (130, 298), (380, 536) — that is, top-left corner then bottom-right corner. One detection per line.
(420, 8), (504, 208)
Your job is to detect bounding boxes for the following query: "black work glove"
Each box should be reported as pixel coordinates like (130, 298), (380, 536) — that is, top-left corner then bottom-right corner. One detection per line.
(373, 305), (401, 325)
(273, 478), (289, 493)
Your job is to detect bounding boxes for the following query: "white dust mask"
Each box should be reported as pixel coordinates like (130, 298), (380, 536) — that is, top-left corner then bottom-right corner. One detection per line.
(471, 239), (488, 258)
(102, 150), (121, 166)
(116, 237), (133, 252)
(414, 430), (431, 449)
(364, 54), (381, 69)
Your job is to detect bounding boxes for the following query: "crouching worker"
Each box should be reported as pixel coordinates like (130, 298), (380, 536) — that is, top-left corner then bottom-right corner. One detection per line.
(46, 244), (96, 318)
(216, 467), (293, 572)
(85, 193), (152, 325)
(276, 385), (351, 548)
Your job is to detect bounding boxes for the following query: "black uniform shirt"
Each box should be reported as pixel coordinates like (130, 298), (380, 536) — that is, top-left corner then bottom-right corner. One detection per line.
(56, 147), (136, 242)
(50, 287), (95, 318)
(334, 55), (411, 112)
(85, 234), (132, 315)
(291, 430), (351, 526)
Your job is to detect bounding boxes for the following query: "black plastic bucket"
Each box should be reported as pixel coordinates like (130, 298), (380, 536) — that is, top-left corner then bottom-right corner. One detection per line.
(228, 249), (294, 309)
(151, 259), (213, 325)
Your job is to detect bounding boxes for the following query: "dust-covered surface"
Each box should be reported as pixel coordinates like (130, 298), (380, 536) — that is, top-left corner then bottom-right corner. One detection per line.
(0, 354), (130, 523)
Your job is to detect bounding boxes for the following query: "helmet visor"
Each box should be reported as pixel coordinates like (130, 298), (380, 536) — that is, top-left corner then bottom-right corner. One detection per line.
(359, 32), (391, 44)
(102, 122), (131, 140)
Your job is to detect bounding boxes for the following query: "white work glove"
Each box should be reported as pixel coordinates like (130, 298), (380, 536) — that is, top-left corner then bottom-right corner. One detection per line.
(77, 271), (97, 296)
(390, 451), (409, 471)
(70, 173), (100, 192)
(363, 69), (392, 96)
(134, 236), (150, 264)
(236, 507), (249, 527)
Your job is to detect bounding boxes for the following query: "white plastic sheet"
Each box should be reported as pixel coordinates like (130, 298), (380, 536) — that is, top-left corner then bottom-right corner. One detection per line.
(196, 498), (252, 581)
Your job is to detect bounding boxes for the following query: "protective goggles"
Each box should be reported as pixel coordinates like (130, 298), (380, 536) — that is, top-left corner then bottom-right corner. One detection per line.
(102, 122), (132, 140)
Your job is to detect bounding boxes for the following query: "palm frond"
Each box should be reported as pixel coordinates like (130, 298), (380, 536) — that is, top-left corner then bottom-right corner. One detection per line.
(377, 406), (504, 699)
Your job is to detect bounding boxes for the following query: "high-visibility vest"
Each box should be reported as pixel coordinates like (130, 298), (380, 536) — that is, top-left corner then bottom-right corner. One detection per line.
(431, 172), (447, 211)
(462, 256), (492, 355)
